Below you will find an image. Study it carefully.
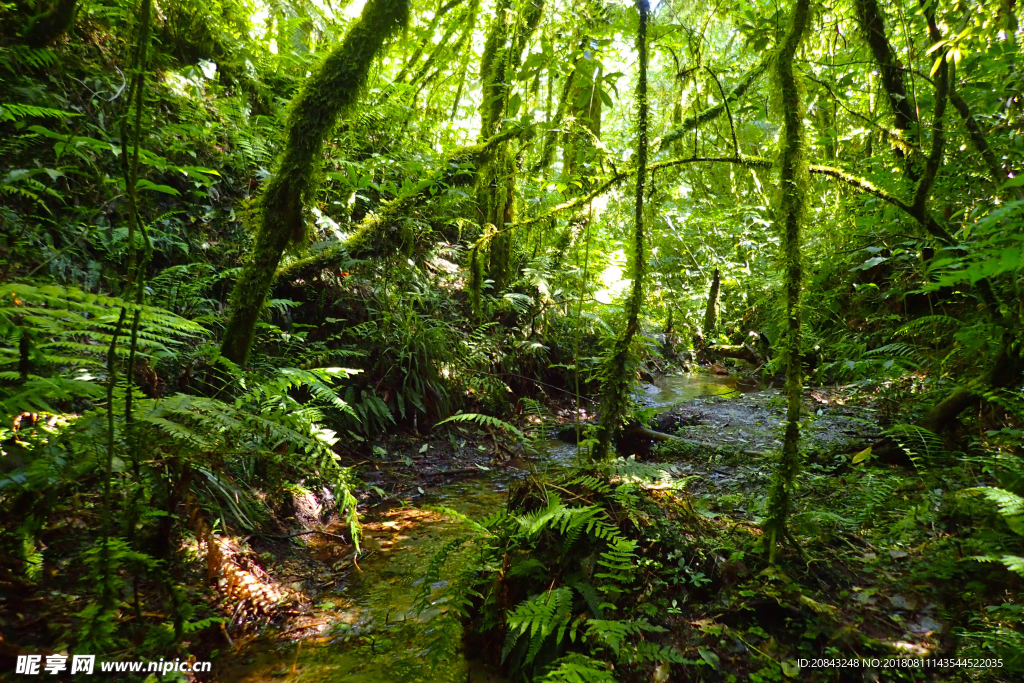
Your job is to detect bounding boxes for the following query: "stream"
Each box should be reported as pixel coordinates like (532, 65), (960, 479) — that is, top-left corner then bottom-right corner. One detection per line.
(220, 372), (748, 682)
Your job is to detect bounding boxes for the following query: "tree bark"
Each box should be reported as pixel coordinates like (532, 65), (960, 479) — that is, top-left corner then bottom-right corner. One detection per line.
(23, 0), (77, 47)
(476, 0), (546, 291)
(851, 0), (918, 178)
(703, 267), (721, 338)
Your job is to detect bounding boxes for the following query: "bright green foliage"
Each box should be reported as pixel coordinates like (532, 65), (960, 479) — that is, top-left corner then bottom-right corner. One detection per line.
(3, 0), (1024, 672)
(423, 459), (700, 681)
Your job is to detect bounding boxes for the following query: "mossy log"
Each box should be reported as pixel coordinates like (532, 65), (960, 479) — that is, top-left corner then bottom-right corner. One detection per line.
(920, 342), (1023, 434)
(706, 343), (762, 366)
(220, 0), (410, 365)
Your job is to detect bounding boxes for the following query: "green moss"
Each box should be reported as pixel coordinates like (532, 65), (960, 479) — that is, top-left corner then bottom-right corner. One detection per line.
(221, 0), (411, 365)
(763, 0), (811, 562)
(655, 56), (771, 154)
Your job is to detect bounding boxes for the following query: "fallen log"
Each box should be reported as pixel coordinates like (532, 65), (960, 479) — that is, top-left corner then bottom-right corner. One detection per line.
(626, 425), (767, 457)
(706, 342), (762, 365)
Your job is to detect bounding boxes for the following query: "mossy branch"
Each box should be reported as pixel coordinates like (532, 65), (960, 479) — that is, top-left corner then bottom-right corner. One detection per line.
(276, 125), (532, 281)
(393, 0), (466, 84)
(220, 0), (411, 366)
(804, 72), (918, 157)
(653, 56), (772, 154)
(511, 154), (952, 244)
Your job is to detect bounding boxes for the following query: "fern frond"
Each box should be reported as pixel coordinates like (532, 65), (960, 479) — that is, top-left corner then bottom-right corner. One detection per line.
(893, 315), (961, 338)
(540, 653), (617, 682)
(505, 587), (575, 664)
(966, 487), (1024, 520)
(434, 412), (526, 440)
(969, 554), (1024, 577)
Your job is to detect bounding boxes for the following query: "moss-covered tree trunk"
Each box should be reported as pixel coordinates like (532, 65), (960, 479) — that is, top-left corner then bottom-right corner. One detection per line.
(593, 0), (649, 461)
(763, 0), (811, 562)
(476, 0), (545, 292)
(220, 0), (410, 366)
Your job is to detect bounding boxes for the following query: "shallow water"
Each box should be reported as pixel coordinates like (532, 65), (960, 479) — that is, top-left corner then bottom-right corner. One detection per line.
(221, 371), (746, 682)
(639, 371), (748, 409)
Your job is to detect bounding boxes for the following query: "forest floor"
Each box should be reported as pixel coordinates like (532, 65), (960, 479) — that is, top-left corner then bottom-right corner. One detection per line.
(211, 372), (971, 682)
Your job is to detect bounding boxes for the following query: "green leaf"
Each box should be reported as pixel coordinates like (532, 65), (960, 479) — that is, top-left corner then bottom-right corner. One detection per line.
(136, 179), (180, 195)
(508, 93), (522, 119)
(698, 647), (720, 669)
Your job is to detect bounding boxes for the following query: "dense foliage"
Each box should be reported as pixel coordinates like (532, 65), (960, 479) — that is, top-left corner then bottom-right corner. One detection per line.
(1, 0), (1022, 679)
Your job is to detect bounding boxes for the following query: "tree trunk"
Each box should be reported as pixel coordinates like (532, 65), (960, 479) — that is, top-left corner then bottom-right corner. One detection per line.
(476, 0), (546, 292)
(220, 0), (410, 366)
(852, 0), (918, 178)
(703, 267), (721, 338)
(763, 0), (811, 562)
(920, 343), (1023, 434)
(23, 0), (78, 47)
(593, 0), (649, 460)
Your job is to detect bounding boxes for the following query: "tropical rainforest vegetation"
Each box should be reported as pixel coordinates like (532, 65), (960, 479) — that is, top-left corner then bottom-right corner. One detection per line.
(1, 0), (1022, 680)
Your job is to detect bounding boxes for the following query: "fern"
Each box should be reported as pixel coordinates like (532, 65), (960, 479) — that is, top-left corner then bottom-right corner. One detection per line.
(893, 314), (961, 338)
(0, 46), (59, 71)
(584, 618), (665, 657)
(434, 411), (526, 440)
(969, 487), (1024, 519)
(0, 103), (78, 122)
(969, 554), (1024, 577)
(504, 587), (576, 664)
(594, 538), (639, 592)
(885, 423), (946, 465)
(541, 654), (617, 683)
(0, 283), (203, 417)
